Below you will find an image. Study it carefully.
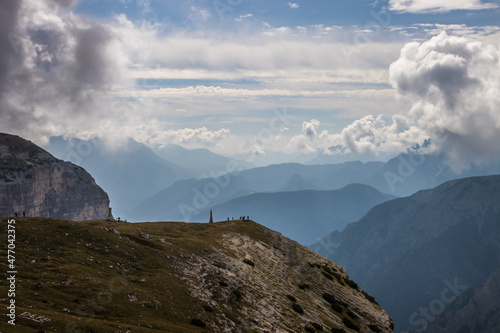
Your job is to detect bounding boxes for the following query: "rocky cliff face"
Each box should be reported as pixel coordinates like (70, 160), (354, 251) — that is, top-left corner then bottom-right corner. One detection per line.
(0, 133), (109, 220)
(0, 218), (394, 333)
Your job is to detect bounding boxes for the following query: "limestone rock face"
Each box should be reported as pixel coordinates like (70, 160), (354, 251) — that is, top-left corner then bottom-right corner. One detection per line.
(0, 133), (109, 220)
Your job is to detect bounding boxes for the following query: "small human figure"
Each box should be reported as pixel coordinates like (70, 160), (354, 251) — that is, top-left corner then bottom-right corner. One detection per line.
(247, 216), (249, 220)
(227, 217), (230, 221)
(14, 212), (17, 217)
(23, 211), (26, 217)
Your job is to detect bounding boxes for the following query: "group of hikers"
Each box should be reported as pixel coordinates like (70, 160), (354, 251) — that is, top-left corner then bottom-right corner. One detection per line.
(13, 211), (26, 217)
(226, 216), (250, 221)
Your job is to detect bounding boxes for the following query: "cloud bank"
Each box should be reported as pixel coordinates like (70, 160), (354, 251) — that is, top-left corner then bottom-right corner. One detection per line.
(286, 116), (425, 155)
(389, 0), (498, 13)
(1, 1), (499, 167)
(0, 0), (130, 144)
(287, 32), (500, 171)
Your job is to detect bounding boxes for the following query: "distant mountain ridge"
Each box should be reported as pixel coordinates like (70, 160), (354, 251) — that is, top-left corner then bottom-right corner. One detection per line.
(364, 152), (500, 196)
(311, 175), (500, 331)
(46, 137), (188, 216)
(45, 138), (257, 216)
(46, 134), (500, 223)
(0, 133), (109, 220)
(127, 161), (385, 222)
(193, 183), (395, 245)
(153, 143), (254, 178)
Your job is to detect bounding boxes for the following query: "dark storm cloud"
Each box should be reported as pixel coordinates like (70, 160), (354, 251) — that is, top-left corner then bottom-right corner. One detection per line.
(0, 0), (22, 119)
(0, 0), (125, 142)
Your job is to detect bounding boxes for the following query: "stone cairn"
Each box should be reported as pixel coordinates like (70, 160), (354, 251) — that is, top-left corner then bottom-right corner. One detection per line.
(106, 207), (116, 222)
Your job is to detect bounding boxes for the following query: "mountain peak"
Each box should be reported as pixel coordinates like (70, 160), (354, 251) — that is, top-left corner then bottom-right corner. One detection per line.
(0, 133), (109, 220)
(313, 174), (500, 331)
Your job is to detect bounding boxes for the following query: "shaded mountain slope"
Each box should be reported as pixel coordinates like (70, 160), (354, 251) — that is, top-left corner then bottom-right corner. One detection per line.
(194, 184), (395, 245)
(423, 269), (500, 333)
(311, 175), (500, 331)
(0, 218), (393, 333)
(0, 133), (109, 220)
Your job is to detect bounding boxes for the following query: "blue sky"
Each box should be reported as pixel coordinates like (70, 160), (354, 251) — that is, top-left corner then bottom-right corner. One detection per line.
(74, 0), (500, 27)
(1, 0), (500, 168)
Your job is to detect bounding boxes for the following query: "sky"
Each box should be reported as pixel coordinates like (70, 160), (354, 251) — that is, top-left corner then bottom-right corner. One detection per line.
(1, 0), (500, 169)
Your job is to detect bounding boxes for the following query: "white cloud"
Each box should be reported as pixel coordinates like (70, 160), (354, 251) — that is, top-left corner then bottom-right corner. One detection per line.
(336, 115), (425, 155)
(286, 116), (425, 155)
(128, 126), (231, 149)
(236, 13), (253, 21)
(285, 32), (500, 170)
(127, 86), (395, 99)
(4, 0), (500, 163)
(390, 31), (500, 171)
(288, 3), (300, 9)
(303, 119), (320, 140)
(188, 6), (211, 23)
(389, 0), (498, 13)
(129, 68), (391, 85)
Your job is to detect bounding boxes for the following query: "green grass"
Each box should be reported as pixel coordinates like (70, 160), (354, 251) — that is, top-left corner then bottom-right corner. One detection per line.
(0, 217), (386, 333)
(0, 218), (274, 332)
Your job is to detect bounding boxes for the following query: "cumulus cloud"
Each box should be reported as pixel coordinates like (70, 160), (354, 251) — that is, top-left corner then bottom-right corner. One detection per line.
(337, 115), (425, 155)
(0, 0), (130, 144)
(302, 119), (320, 140)
(389, 0), (498, 13)
(390, 31), (500, 171)
(0, 0), (233, 151)
(286, 119), (324, 153)
(288, 3), (300, 9)
(286, 116), (425, 155)
(287, 32), (500, 171)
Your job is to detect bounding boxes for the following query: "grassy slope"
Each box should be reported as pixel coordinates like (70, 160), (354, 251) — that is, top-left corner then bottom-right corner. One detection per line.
(0, 218), (387, 333)
(1, 218), (216, 332)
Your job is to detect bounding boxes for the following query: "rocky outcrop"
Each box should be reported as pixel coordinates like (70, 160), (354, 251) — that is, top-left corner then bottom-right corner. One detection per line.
(0, 133), (109, 220)
(175, 224), (394, 332)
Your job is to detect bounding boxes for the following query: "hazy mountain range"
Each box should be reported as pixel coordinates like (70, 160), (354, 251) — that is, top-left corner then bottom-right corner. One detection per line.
(192, 184), (395, 245)
(6, 132), (500, 332)
(45, 136), (500, 245)
(311, 175), (500, 332)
